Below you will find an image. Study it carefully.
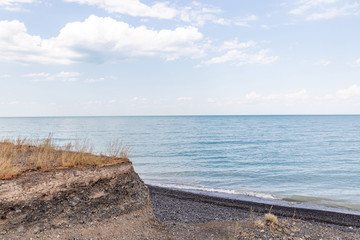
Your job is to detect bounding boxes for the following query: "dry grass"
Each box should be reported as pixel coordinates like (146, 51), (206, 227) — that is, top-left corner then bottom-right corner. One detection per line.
(0, 135), (129, 180)
(228, 206), (303, 239)
(265, 213), (279, 225)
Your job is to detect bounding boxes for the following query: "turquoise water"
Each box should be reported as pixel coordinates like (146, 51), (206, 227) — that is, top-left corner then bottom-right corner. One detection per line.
(0, 115), (360, 211)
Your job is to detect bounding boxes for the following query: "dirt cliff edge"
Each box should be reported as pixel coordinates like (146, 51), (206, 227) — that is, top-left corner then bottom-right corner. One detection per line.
(0, 162), (152, 235)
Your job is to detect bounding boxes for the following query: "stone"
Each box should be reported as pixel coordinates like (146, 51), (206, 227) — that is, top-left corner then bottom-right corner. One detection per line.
(33, 226), (41, 234)
(17, 226), (25, 233)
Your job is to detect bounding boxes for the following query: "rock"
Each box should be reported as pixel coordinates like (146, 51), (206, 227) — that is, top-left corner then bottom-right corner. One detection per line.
(17, 226), (25, 233)
(33, 226), (41, 234)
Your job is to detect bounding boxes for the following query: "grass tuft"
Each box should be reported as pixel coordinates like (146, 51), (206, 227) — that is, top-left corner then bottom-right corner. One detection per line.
(0, 157), (21, 179)
(0, 135), (129, 180)
(265, 213), (279, 225)
(229, 207), (302, 239)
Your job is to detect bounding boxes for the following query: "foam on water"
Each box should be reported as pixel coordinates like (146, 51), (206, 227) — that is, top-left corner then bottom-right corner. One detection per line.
(145, 181), (277, 200)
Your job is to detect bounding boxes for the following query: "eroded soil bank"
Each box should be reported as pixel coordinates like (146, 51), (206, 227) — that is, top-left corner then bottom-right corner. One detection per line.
(0, 162), (150, 234)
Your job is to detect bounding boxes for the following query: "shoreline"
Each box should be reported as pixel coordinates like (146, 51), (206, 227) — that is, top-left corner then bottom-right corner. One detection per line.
(145, 181), (360, 215)
(148, 184), (360, 228)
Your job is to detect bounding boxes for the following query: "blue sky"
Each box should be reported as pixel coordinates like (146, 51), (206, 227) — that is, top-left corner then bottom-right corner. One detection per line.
(0, 0), (360, 116)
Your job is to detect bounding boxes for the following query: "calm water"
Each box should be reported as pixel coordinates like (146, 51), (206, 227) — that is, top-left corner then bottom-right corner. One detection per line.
(0, 116), (359, 211)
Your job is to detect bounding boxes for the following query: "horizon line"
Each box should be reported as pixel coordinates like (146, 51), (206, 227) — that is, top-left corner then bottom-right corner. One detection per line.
(1, 114), (360, 118)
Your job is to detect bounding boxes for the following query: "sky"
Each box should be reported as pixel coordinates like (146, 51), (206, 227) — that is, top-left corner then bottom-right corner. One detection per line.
(0, 0), (360, 116)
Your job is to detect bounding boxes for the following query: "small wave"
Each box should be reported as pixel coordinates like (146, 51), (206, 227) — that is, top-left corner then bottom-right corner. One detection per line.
(146, 181), (277, 200)
(281, 195), (360, 211)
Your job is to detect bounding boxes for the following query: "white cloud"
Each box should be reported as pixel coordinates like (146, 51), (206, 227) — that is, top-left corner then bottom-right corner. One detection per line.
(0, 0), (39, 11)
(0, 20), (81, 64)
(245, 92), (262, 101)
(0, 15), (205, 64)
(64, 0), (177, 19)
(264, 89), (309, 101)
(202, 87), (360, 114)
(86, 100), (101, 105)
(336, 85), (360, 99)
(314, 59), (331, 66)
(206, 89), (324, 108)
(290, 0), (337, 15)
(307, 2), (360, 20)
(65, 0), (226, 26)
(177, 97), (193, 101)
(24, 71), (80, 82)
(0, 74), (10, 78)
(132, 97), (147, 102)
(54, 15), (204, 62)
(204, 46), (278, 66)
(23, 72), (49, 78)
(179, 2), (226, 26)
(290, 0), (360, 20)
(8, 101), (20, 105)
(84, 77), (105, 83)
(206, 98), (218, 103)
(234, 15), (258, 27)
(220, 86), (360, 107)
(212, 18), (230, 25)
(219, 39), (256, 51)
(355, 58), (360, 66)
(202, 38), (277, 66)
(0, 100), (20, 105)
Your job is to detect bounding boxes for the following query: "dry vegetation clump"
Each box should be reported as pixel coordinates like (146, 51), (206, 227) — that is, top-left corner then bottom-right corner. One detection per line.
(255, 208), (299, 236)
(0, 135), (129, 180)
(229, 207), (301, 240)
